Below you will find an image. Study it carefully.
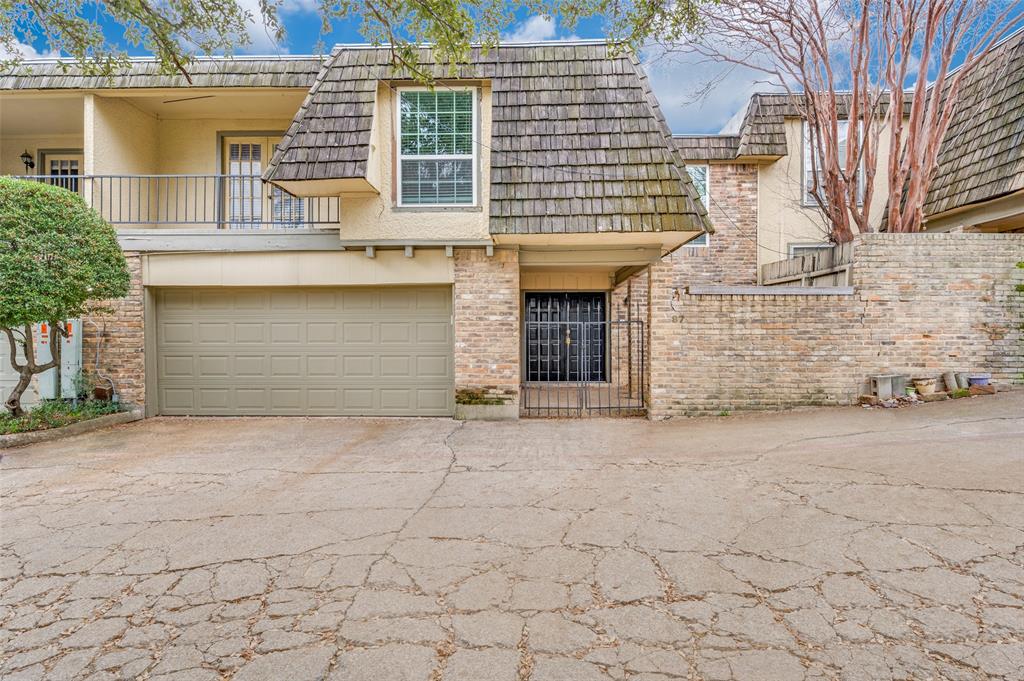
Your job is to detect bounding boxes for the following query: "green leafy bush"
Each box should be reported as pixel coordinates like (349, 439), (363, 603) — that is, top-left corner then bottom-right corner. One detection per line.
(0, 178), (129, 414)
(0, 400), (123, 435)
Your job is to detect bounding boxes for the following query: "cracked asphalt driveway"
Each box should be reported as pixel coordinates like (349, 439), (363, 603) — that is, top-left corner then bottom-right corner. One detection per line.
(2, 392), (1023, 681)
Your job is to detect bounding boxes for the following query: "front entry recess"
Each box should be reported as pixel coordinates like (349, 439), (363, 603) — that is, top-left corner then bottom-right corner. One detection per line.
(522, 292), (645, 417)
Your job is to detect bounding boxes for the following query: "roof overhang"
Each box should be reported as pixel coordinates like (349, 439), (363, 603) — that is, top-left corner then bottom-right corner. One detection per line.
(491, 230), (705, 256)
(924, 189), (1024, 232)
(266, 177), (380, 197)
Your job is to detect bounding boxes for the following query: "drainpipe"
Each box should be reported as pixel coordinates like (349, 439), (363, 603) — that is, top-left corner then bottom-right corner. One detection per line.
(83, 318), (118, 402)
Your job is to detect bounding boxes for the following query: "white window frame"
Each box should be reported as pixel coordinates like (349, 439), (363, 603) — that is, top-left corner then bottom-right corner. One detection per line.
(801, 120), (864, 208)
(688, 163), (710, 247)
(788, 242), (833, 258)
(395, 85), (479, 208)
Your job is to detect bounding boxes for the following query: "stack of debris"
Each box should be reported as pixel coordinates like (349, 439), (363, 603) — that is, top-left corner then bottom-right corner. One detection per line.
(861, 372), (999, 408)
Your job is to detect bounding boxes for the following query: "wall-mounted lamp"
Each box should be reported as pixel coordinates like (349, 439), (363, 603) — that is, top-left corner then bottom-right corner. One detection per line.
(670, 287), (682, 313)
(19, 150), (35, 173)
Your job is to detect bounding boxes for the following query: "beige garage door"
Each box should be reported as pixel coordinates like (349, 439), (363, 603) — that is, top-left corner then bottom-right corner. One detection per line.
(155, 287), (453, 416)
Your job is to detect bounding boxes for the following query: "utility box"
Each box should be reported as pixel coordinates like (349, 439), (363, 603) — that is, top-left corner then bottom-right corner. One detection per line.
(33, 319), (83, 399)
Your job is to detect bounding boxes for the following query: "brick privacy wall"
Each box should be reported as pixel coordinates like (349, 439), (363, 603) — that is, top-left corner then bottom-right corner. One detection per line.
(81, 252), (146, 406)
(453, 248), (520, 404)
(648, 233), (1024, 418)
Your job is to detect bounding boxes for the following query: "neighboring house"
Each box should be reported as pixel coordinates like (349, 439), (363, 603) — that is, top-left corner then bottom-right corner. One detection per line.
(0, 42), (709, 418)
(920, 28), (1023, 233)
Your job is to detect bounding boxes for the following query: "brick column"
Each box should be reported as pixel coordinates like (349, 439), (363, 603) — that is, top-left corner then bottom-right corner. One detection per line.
(453, 248), (520, 410)
(81, 252), (146, 407)
(646, 259), (680, 420)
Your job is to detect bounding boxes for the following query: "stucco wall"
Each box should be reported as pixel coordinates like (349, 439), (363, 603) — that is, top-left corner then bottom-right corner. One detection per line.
(0, 134), (84, 176)
(756, 118), (892, 266)
(154, 118), (295, 175)
(86, 95), (158, 175)
(338, 83), (492, 241)
(648, 233), (1024, 417)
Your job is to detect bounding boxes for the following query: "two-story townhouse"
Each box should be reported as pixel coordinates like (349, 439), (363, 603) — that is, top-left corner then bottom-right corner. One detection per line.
(1, 42), (710, 419)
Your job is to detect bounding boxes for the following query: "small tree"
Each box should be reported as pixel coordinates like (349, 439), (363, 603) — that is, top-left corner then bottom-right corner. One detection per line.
(0, 178), (129, 416)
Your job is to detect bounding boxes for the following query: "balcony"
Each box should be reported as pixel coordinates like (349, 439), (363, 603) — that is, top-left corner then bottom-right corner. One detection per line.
(13, 174), (340, 230)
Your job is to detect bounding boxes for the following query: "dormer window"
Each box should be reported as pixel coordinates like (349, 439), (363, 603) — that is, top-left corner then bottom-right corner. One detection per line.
(397, 87), (477, 206)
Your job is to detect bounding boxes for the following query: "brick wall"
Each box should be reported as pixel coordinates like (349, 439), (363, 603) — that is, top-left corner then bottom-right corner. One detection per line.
(649, 233), (1024, 418)
(664, 163), (759, 287)
(453, 248), (520, 405)
(82, 252), (146, 407)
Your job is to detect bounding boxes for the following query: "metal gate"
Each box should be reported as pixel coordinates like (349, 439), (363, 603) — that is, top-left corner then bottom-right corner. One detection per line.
(521, 294), (646, 417)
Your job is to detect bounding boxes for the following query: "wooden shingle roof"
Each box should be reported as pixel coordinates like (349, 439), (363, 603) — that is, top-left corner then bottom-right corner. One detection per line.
(673, 134), (741, 160)
(0, 57), (325, 90)
(923, 30), (1024, 217)
(265, 43), (711, 235)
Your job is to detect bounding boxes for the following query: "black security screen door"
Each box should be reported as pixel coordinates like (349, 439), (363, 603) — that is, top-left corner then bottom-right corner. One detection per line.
(525, 293), (606, 382)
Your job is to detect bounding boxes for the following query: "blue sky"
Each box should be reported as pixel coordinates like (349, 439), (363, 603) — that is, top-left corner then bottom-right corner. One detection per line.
(8, 5), (1017, 134)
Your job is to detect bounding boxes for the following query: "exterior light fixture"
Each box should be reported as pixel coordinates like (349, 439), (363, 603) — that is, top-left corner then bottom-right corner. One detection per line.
(20, 150), (35, 172)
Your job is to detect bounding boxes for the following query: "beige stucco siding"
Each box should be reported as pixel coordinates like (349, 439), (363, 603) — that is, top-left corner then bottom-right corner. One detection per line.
(336, 83), (492, 241)
(143, 250), (455, 287)
(0, 134), (83, 175)
(155, 118), (295, 175)
(756, 118), (891, 265)
(86, 94), (158, 175)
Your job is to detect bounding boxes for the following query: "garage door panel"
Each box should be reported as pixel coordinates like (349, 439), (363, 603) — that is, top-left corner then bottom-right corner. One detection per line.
(416, 322), (450, 344)
(380, 322), (412, 343)
(234, 323), (265, 344)
(380, 356), (411, 377)
(160, 322), (194, 344)
(156, 287), (452, 416)
(417, 355), (449, 377)
(343, 322), (374, 343)
(307, 356), (338, 377)
(198, 388), (229, 409)
(416, 288), (450, 310)
(269, 323), (301, 343)
(198, 356), (230, 377)
(341, 290), (375, 310)
(307, 322), (338, 343)
(197, 290), (237, 310)
(418, 388), (451, 410)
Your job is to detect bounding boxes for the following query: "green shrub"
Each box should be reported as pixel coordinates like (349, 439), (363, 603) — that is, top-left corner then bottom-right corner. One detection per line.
(0, 400), (123, 435)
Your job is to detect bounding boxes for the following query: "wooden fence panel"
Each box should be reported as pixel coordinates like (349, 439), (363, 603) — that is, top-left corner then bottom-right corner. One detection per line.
(760, 242), (853, 287)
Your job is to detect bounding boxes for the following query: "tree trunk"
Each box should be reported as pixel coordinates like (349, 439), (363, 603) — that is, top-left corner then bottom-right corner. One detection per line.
(4, 370), (33, 417)
(3, 323), (63, 417)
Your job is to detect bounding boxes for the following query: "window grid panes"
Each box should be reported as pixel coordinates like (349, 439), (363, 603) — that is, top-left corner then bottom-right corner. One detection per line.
(688, 164), (709, 246)
(803, 121), (863, 206)
(398, 89), (475, 205)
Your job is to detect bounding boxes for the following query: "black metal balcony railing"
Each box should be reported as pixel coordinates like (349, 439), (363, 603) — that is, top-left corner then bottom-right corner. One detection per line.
(14, 174), (340, 229)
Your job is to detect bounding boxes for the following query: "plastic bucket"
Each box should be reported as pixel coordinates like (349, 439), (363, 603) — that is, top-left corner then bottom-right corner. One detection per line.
(967, 374), (991, 386)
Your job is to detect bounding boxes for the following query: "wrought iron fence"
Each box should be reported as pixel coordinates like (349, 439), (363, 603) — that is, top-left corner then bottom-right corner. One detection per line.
(521, 319), (646, 417)
(13, 174), (340, 229)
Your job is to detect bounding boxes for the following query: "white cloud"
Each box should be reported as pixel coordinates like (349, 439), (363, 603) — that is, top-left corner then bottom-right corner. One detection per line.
(503, 15), (579, 43)
(0, 39), (59, 60)
(642, 46), (783, 133)
(235, 0), (289, 54)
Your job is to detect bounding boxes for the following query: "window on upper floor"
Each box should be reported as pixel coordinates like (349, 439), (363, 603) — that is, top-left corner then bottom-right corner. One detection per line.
(687, 164), (709, 247)
(802, 120), (863, 207)
(397, 87), (477, 207)
(789, 242), (833, 258)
